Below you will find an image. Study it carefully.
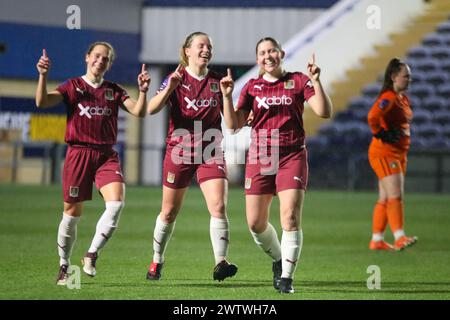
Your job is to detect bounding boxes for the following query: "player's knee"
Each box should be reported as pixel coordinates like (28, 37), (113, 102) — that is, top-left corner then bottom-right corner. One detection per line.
(63, 203), (82, 217)
(160, 207), (179, 223)
(209, 200), (226, 217)
(248, 221), (267, 234)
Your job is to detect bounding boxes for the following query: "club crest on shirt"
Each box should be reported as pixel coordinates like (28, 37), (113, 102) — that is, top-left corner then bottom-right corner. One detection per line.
(167, 172), (175, 184)
(69, 186), (79, 197)
(245, 178), (252, 190)
(284, 80), (295, 89)
(105, 89), (114, 101)
(210, 82), (219, 93)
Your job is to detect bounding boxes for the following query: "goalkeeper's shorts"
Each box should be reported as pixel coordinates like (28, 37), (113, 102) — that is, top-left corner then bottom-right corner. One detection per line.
(368, 153), (407, 180)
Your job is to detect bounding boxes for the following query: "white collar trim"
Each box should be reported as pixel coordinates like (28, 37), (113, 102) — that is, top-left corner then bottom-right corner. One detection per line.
(82, 75), (104, 88)
(185, 67), (208, 81)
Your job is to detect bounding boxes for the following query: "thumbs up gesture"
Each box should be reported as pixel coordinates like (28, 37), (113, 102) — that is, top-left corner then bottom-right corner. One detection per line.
(37, 49), (50, 75)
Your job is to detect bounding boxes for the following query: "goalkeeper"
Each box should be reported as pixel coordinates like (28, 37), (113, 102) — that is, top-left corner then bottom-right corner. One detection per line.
(367, 58), (417, 252)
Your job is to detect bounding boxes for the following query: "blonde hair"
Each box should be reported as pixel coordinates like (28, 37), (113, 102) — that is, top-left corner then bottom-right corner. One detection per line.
(179, 32), (211, 67)
(86, 41), (115, 64)
(255, 37), (283, 76)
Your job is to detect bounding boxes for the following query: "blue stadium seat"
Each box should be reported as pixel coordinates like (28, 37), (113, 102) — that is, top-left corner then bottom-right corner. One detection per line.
(406, 58), (440, 72)
(423, 96), (446, 112)
(353, 109), (369, 123)
(422, 33), (445, 47)
(442, 59), (450, 73)
(409, 83), (435, 99)
(437, 83), (450, 97)
(306, 135), (329, 150)
(334, 109), (357, 123)
(416, 123), (441, 138)
(412, 109), (433, 125)
(430, 47), (450, 60)
(410, 136), (428, 151)
(442, 124), (450, 138)
(425, 70), (449, 85)
(433, 110), (450, 126)
(437, 21), (450, 34)
(411, 71), (426, 83)
(407, 46), (429, 59)
(362, 83), (382, 99)
(348, 96), (373, 110)
(427, 135), (450, 149)
(318, 122), (342, 136)
(408, 96), (422, 109)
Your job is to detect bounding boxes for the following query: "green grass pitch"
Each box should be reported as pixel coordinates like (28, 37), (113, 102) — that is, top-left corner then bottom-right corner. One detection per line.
(1, 184), (449, 300)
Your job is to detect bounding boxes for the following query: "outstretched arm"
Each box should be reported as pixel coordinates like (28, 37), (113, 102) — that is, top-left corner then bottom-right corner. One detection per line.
(147, 64), (183, 115)
(221, 68), (248, 130)
(306, 54), (332, 119)
(122, 64), (151, 118)
(35, 49), (63, 108)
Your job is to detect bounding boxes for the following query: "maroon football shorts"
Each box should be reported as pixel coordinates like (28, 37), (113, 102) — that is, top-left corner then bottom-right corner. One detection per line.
(162, 145), (227, 189)
(244, 148), (308, 195)
(62, 145), (124, 203)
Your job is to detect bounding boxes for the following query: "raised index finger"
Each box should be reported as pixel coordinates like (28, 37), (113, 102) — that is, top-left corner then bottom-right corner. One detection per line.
(141, 64), (146, 73)
(43, 49), (47, 58)
(310, 53), (316, 65)
(227, 68), (232, 78)
(175, 64), (184, 73)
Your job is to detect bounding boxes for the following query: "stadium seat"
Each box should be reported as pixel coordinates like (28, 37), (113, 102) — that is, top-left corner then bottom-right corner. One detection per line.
(408, 96), (422, 110)
(416, 123), (441, 138)
(422, 33), (445, 47)
(433, 110), (450, 126)
(406, 58), (440, 72)
(437, 21), (450, 34)
(318, 122), (344, 136)
(348, 96), (373, 110)
(442, 124), (450, 138)
(334, 109), (357, 123)
(441, 59), (450, 73)
(430, 47), (450, 60)
(409, 83), (435, 99)
(412, 109), (433, 125)
(407, 46), (429, 59)
(427, 135), (450, 149)
(424, 71), (449, 86)
(423, 96), (446, 112)
(306, 135), (329, 150)
(352, 109), (369, 122)
(411, 71), (426, 84)
(409, 136), (428, 151)
(361, 83), (382, 99)
(437, 83), (450, 97)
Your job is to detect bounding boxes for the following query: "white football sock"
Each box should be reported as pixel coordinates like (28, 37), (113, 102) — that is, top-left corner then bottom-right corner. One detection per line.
(57, 212), (80, 266)
(210, 217), (230, 265)
(153, 215), (175, 264)
(88, 201), (124, 253)
(250, 223), (282, 262)
(281, 229), (303, 279)
(394, 229), (405, 240)
(372, 232), (384, 242)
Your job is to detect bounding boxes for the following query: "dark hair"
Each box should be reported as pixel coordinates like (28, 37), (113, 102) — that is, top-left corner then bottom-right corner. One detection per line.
(380, 58), (407, 94)
(86, 41), (115, 64)
(179, 31), (212, 67)
(255, 37), (283, 76)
